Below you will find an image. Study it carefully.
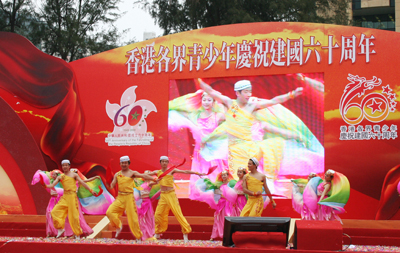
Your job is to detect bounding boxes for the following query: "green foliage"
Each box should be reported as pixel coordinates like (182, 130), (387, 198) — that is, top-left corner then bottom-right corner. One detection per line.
(0, 0), (133, 61)
(0, 0), (38, 37)
(36, 0), (123, 61)
(137, 0), (351, 35)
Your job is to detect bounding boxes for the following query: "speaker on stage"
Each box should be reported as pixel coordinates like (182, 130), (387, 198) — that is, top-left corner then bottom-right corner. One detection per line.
(222, 217), (291, 248)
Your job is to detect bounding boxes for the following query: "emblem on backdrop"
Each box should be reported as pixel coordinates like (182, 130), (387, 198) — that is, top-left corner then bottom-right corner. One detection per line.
(339, 74), (397, 140)
(105, 86), (157, 146)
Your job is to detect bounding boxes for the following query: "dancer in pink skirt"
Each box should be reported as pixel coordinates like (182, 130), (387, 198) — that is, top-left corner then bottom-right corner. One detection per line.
(168, 90), (228, 195)
(234, 167), (248, 213)
(292, 169), (350, 223)
(137, 171), (159, 240)
(190, 170), (239, 240)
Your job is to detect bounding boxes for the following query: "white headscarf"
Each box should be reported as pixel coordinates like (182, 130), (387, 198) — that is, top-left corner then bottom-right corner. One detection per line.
(120, 156), (130, 162)
(326, 169), (335, 176)
(160, 156), (169, 161)
(250, 157), (259, 167)
(61, 159), (70, 165)
(234, 80), (252, 91)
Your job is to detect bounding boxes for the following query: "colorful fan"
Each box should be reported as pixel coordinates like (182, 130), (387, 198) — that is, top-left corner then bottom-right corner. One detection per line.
(76, 178), (115, 215)
(318, 171), (350, 214)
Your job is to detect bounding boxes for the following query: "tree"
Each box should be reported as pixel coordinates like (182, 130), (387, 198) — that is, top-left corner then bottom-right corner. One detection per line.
(136, 0), (351, 36)
(0, 0), (36, 35)
(35, 0), (123, 62)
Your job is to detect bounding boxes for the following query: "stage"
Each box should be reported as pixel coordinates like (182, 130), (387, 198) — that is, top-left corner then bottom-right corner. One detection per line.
(0, 236), (399, 253)
(1, 215), (400, 253)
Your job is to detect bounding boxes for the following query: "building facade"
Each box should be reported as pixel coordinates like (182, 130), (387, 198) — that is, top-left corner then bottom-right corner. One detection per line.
(352, 0), (398, 31)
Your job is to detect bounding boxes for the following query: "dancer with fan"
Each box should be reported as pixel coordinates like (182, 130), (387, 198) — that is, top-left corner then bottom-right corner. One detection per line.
(190, 170), (239, 240)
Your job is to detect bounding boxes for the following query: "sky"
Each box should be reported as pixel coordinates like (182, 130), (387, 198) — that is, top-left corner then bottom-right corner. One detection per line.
(115, 1), (164, 43)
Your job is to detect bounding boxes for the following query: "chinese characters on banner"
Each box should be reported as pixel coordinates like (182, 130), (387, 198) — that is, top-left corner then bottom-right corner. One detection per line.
(125, 34), (376, 75)
(340, 124), (398, 140)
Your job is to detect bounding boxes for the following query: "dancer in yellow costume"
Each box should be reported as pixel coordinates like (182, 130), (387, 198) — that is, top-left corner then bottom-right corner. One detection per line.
(199, 79), (303, 181)
(106, 155), (156, 240)
(45, 159), (98, 238)
(153, 156), (206, 243)
(240, 158), (276, 216)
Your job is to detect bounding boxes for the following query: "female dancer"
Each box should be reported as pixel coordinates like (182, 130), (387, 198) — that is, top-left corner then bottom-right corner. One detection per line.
(211, 171), (239, 240)
(190, 170), (238, 240)
(169, 90), (227, 190)
(291, 172), (317, 220)
(288, 172), (318, 248)
(234, 167), (248, 213)
(317, 170), (345, 222)
(299, 169), (350, 223)
(137, 170), (158, 241)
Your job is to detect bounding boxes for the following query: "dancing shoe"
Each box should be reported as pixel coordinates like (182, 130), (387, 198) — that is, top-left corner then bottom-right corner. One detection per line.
(56, 229), (65, 238)
(115, 225), (123, 238)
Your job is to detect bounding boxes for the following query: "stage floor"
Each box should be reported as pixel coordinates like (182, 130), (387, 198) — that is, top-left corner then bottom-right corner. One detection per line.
(0, 236), (399, 253)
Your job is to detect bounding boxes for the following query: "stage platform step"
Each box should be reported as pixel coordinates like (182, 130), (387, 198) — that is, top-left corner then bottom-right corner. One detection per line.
(0, 222), (46, 237)
(0, 229), (46, 237)
(342, 220), (400, 246)
(0, 222), (46, 229)
(0, 222), (217, 240)
(0, 215), (216, 239)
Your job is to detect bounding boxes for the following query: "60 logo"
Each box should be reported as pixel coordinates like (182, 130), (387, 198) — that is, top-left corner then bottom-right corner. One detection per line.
(113, 104), (143, 127)
(340, 74), (396, 125)
(106, 86), (157, 134)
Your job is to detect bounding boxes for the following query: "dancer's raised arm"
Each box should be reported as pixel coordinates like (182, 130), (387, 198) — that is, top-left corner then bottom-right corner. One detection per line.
(255, 87), (303, 110)
(132, 171), (157, 181)
(198, 78), (232, 107)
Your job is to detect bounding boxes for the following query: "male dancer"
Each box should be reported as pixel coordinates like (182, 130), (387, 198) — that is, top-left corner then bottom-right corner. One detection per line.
(240, 157), (276, 216)
(199, 79), (303, 179)
(45, 159), (98, 238)
(153, 156), (206, 243)
(106, 155), (156, 240)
